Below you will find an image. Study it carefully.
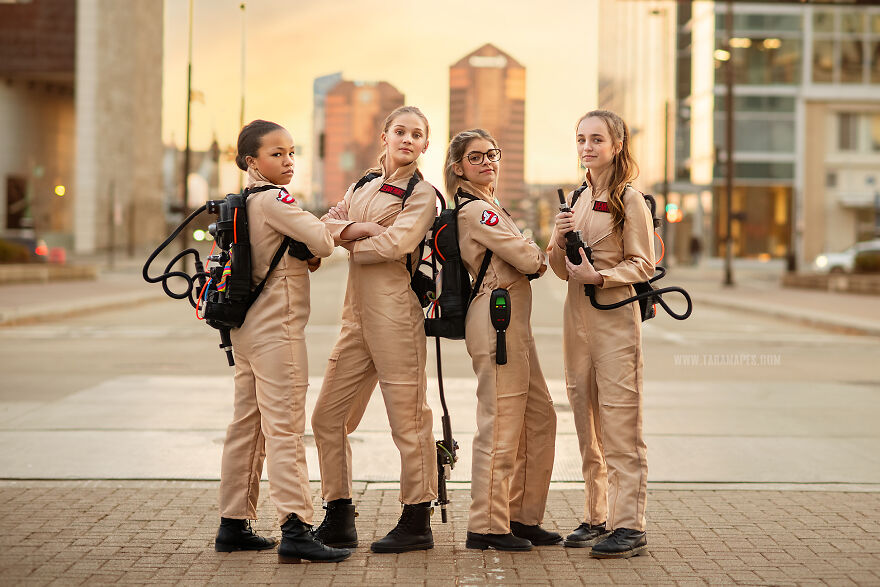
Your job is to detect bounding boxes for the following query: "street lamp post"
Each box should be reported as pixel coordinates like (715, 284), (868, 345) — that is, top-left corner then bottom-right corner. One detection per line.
(238, 2), (246, 191)
(180, 0), (194, 257)
(723, 0), (735, 287)
(650, 7), (672, 253)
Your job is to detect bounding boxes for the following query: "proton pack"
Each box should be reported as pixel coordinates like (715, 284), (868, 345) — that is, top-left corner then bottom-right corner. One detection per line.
(568, 182), (692, 321)
(423, 188), (492, 340)
(143, 185), (316, 365)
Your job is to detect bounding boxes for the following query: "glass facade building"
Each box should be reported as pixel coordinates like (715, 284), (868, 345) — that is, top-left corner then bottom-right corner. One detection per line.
(697, 3), (880, 264)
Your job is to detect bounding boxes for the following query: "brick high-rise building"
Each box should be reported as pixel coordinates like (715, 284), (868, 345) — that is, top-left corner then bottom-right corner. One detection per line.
(319, 79), (405, 208)
(449, 44), (526, 206)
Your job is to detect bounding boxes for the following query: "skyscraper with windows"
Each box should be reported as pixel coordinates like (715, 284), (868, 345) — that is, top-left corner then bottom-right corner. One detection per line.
(449, 44), (527, 207)
(599, 1), (880, 267)
(319, 79), (404, 208)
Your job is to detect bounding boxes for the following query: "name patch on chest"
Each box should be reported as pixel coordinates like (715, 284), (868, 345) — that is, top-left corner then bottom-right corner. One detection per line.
(276, 189), (296, 204)
(593, 200), (610, 213)
(480, 209), (499, 226)
(379, 183), (406, 197)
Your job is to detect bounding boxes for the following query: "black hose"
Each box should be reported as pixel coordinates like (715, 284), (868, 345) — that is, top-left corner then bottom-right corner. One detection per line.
(587, 264), (693, 320)
(142, 205), (208, 308)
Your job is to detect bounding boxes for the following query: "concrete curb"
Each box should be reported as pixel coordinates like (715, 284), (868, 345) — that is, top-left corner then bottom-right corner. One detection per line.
(694, 292), (880, 337)
(0, 291), (161, 327)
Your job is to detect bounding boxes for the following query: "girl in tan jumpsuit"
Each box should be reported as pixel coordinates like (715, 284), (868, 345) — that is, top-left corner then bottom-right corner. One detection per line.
(445, 129), (558, 552)
(311, 107), (438, 554)
(215, 120), (350, 564)
(548, 110), (655, 559)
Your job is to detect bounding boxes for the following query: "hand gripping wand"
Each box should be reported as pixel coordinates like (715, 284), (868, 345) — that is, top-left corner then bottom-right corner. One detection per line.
(558, 189), (595, 298)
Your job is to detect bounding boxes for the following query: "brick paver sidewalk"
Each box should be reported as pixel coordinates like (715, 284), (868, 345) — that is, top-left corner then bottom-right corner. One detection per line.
(1, 481), (878, 585)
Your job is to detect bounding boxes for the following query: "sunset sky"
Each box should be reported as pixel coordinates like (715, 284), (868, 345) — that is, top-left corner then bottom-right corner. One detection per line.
(162, 0), (600, 200)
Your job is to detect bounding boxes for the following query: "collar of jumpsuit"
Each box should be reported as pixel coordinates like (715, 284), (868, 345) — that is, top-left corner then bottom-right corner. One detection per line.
(456, 179), (500, 207)
(584, 168), (612, 200)
(381, 159), (420, 185)
(246, 166), (274, 189)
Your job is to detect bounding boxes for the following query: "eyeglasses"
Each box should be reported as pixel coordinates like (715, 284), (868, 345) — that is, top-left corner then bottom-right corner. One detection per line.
(464, 149), (502, 165)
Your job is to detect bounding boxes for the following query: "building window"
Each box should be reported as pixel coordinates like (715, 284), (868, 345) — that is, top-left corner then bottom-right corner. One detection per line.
(813, 40), (835, 82)
(838, 113), (859, 150)
(871, 115), (880, 151)
(840, 40), (865, 83)
(716, 13), (801, 32)
(835, 112), (880, 153)
(715, 13), (802, 85)
(715, 118), (795, 153)
(872, 41), (880, 83)
(812, 7), (880, 84)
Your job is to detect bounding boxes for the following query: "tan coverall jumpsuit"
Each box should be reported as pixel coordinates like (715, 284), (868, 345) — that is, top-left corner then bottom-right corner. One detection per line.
(454, 179), (557, 535)
(547, 182), (655, 532)
(218, 172), (334, 527)
(312, 160), (438, 505)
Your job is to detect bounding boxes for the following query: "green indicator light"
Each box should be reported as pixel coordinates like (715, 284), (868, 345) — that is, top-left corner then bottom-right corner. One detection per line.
(495, 298), (506, 306)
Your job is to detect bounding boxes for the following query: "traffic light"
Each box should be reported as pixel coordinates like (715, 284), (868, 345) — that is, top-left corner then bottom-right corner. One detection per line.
(665, 203), (683, 223)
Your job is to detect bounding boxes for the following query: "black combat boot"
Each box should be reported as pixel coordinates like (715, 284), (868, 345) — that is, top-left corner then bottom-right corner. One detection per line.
(214, 518), (277, 552)
(510, 521), (562, 546)
(277, 513), (352, 564)
(563, 521), (610, 548)
(590, 527), (647, 559)
(370, 502), (434, 553)
(465, 532), (532, 551)
(314, 499), (358, 548)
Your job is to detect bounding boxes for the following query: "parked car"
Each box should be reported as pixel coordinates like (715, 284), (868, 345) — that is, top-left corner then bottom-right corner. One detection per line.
(812, 239), (880, 273)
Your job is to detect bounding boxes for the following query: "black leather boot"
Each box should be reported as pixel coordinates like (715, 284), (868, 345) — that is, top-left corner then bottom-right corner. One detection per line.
(314, 499), (358, 548)
(510, 521), (562, 546)
(278, 513), (352, 564)
(370, 502), (434, 553)
(214, 518), (277, 552)
(563, 521), (610, 548)
(590, 528), (647, 559)
(465, 531), (532, 551)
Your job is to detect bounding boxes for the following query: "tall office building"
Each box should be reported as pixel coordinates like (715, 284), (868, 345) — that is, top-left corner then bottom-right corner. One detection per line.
(449, 44), (527, 207)
(600, 0), (880, 266)
(319, 79), (404, 208)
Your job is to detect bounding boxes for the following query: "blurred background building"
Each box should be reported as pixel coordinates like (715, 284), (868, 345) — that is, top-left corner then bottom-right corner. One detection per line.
(0, 0), (164, 257)
(599, 0), (880, 267)
(310, 72), (343, 210)
(449, 44), (527, 211)
(313, 77), (404, 209)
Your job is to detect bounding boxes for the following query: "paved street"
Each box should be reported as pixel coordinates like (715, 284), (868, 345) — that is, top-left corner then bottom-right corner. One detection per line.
(1, 259), (879, 584)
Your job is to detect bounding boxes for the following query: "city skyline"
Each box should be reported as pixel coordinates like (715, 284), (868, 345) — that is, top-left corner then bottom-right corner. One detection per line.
(162, 0), (599, 201)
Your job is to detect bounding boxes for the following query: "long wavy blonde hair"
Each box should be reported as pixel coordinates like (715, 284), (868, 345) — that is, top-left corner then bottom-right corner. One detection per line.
(577, 110), (639, 232)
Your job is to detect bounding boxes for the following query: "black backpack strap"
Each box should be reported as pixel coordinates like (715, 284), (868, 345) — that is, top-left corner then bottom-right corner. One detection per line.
(570, 182), (589, 209)
(469, 250), (493, 303)
(455, 189), (494, 303)
(353, 172), (381, 193)
(246, 236), (291, 306)
(244, 184), (278, 197)
(400, 170), (423, 207)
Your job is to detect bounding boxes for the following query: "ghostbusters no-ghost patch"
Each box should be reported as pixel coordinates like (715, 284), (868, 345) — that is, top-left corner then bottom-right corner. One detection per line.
(277, 189), (296, 205)
(480, 209), (499, 226)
